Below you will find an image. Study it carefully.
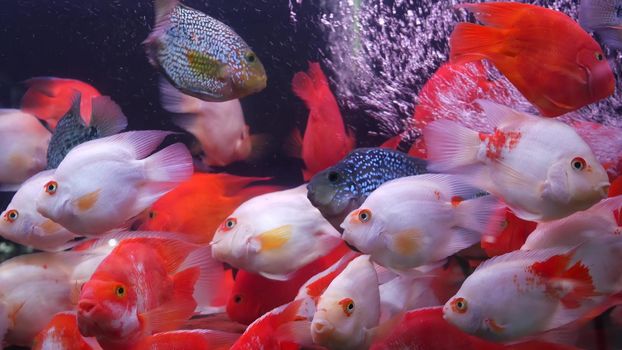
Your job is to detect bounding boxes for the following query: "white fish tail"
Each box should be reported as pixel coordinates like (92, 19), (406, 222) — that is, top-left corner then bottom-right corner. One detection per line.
(423, 119), (481, 172)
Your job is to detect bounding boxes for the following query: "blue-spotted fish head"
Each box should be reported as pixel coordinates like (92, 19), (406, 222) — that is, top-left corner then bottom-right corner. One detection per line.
(227, 46), (267, 98)
(307, 164), (362, 221)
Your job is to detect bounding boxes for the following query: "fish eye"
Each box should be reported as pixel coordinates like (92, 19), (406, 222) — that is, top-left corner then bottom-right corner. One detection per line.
(4, 209), (18, 223)
(595, 52), (604, 61)
(148, 211), (156, 219)
(245, 52), (256, 63)
(339, 297), (355, 316)
(571, 157), (587, 171)
(451, 297), (468, 314)
(44, 181), (58, 195)
(222, 218), (237, 231)
(327, 171), (340, 183)
(115, 285), (126, 298)
(358, 209), (372, 223)
(233, 294), (243, 304)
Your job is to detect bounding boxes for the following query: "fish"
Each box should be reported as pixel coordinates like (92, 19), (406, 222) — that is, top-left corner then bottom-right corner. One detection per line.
(579, 0), (622, 50)
(20, 77), (101, 129)
(521, 195), (622, 250)
(77, 236), (228, 348)
(306, 148), (428, 230)
(211, 185), (343, 281)
(341, 174), (503, 271)
(311, 255), (380, 350)
(424, 100), (610, 222)
(289, 61), (355, 181)
(227, 244), (349, 325)
(159, 79), (254, 167)
(32, 312), (101, 350)
(35, 131), (193, 235)
(481, 208), (537, 257)
(369, 307), (580, 350)
(46, 92), (127, 169)
(0, 109), (51, 191)
(450, 2), (615, 117)
(143, 0), (267, 102)
(138, 173), (280, 244)
(132, 329), (239, 350)
(0, 170), (80, 252)
(443, 236), (622, 342)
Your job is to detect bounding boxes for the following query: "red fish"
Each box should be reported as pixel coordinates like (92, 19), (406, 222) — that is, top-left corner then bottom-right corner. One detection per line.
(138, 173), (281, 244)
(21, 77), (101, 128)
(450, 2), (615, 117)
(290, 62), (355, 181)
(370, 307), (580, 350)
(481, 208), (537, 257)
(132, 330), (239, 350)
(33, 312), (101, 350)
(77, 237), (227, 349)
(227, 244), (350, 325)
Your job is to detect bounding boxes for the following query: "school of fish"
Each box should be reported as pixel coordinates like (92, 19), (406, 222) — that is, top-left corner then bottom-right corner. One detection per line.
(1, 0), (622, 349)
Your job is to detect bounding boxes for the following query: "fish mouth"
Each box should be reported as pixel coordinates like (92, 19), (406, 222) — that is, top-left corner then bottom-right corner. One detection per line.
(598, 182), (611, 198)
(311, 318), (335, 337)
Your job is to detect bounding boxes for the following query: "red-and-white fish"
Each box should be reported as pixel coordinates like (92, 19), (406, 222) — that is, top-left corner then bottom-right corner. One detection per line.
(33, 312), (101, 350)
(132, 329), (239, 350)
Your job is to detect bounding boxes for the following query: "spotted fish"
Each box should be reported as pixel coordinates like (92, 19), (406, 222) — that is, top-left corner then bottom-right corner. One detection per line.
(143, 0), (267, 102)
(307, 148), (428, 230)
(46, 92), (127, 169)
(579, 0), (622, 49)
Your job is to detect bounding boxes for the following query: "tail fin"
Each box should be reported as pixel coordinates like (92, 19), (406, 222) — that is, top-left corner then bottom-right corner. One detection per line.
(449, 23), (504, 64)
(455, 194), (505, 235)
(292, 62), (326, 109)
(89, 96), (127, 136)
(179, 245), (233, 310)
(422, 119), (481, 172)
(143, 143), (193, 183)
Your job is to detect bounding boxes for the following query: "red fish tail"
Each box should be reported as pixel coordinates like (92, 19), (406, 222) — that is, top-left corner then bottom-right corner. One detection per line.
(450, 23), (504, 64)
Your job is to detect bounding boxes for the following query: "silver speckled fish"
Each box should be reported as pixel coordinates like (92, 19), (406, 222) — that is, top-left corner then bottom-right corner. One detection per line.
(143, 0), (267, 102)
(580, 0), (622, 49)
(46, 93), (127, 169)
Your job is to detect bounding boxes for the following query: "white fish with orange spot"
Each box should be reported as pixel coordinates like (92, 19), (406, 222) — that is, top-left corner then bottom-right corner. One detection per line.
(443, 236), (622, 343)
(211, 185), (342, 281)
(311, 255), (380, 350)
(522, 195), (622, 250)
(341, 174), (503, 271)
(35, 131), (193, 235)
(0, 170), (80, 251)
(423, 100), (610, 222)
(0, 109), (51, 191)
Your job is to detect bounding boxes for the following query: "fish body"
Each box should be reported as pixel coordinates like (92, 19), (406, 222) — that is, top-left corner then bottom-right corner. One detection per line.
(35, 131), (193, 235)
(46, 93), (127, 169)
(0, 170), (79, 251)
(307, 148), (428, 228)
(132, 329), (239, 350)
(450, 2), (615, 117)
(481, 208), (537, 257)
(21, 77), (101, 129)
(33, 312), (101, 350)
(580, 0), (622, 49)
(211, 185), (343, 280)
(144, 0), (267, 101)
(341, 174), (503, 271)
(424, 100), (609, 222)
(291, 62), (355, 181)
(0, 110), (50, 189)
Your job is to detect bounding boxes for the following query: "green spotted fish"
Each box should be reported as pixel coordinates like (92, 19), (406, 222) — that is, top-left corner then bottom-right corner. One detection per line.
(144, 0), (267, 102)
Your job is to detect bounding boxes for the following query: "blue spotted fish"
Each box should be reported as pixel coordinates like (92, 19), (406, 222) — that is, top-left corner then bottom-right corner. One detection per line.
(143, 0), (267, 102)
(307, 148), (428, 229)
(579, 0), (622, 49)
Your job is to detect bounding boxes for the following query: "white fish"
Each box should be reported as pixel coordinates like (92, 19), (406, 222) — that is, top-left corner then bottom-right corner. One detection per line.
(0, 170), (79, 251)
(341, 174), (503, 271)
(160, 79), (252, 167)
(35, 131), (193, 235)
(423, 100), (610, 222)
(443, 237), (622, 342)
(311, 255), (380, 350)
(211, 185), (342, 280)
(0, 110), (51, 191)
(522, 195), (622, 250)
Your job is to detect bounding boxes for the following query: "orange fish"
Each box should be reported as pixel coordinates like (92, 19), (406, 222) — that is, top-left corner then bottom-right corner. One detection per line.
(77, 237), (226, 349)
(33, 312), (101, 350)
(132, 330), (239, 350)
(481, 208), (537, 257)
(227, 244), (350, 325)
(21, 77), (101, 129)
(290, 62), (355, 181)
(450, 2), (615, 117)
(138, 173), (281, 244)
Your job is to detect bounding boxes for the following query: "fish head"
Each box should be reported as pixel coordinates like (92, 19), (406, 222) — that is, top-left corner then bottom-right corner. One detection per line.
(341, 207), (384, 253)
(307, 166), (360, 218)
(230, 48), (267, 98)
(35, 178), (73, 224)
(576, 46), (615, 101)
(0, 204), (72, 251)
(225, 271), (265, 325)
(211, 216), (254, 265)
(443, 294), (484, 336)
(77, 278), (140, 339)
(312, 255), (380, 349)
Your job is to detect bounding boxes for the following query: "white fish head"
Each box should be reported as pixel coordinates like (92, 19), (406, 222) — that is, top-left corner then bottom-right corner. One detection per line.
(443, 292), (484, 336)
(211, 215), (255, 267)
(311, 255), (380, 349)
(341, 207), (385, 253)
(35, 174), (75, 226)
